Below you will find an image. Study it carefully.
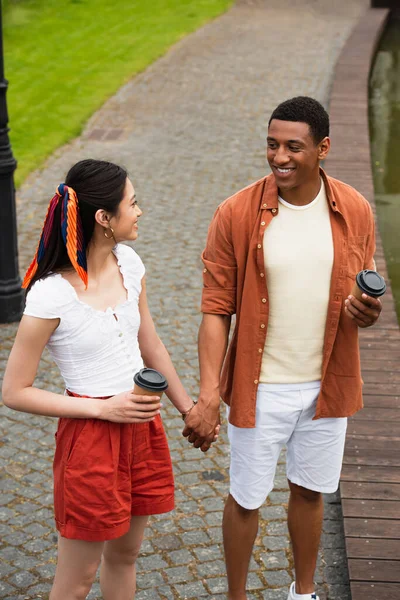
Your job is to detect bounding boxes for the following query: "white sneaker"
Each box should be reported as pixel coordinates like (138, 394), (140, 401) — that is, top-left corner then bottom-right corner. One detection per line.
(287, 582), (319, 600)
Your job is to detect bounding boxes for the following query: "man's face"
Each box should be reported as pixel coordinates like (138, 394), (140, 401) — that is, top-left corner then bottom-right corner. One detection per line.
(267, 119), (329, 191)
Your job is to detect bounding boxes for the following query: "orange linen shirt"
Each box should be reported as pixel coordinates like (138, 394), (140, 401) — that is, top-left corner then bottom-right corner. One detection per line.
(201, 169), (376, 428)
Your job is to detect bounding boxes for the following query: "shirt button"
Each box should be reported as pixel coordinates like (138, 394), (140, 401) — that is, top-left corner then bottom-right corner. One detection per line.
(272, 208), (277, 214)
(262, 298), (267, 303)
(203, 268), (207, 273)
(254, 379), (258, 384)
(262, 204), (267, 208)
(261, 221), (265, 226)
(260, 272), (264, 277)
(258, 348), (263, 353)
(257, 244), (262, 249)
(260, 323), (265, 329)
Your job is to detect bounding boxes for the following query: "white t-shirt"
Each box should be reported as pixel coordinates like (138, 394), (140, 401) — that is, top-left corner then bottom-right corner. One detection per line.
(24, 244), (145, 397)
(260, 179), (334, 383)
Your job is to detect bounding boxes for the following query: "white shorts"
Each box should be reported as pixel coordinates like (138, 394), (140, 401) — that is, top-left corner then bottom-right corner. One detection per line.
(228, 381), (347, 510)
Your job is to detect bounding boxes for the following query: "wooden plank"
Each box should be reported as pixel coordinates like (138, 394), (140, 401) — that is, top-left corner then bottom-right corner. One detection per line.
(346, 537), (400, 560)
(346, 421), (400, 437)
(351, 582), (400, 600)
(358, 328), (400, 338)
(361, 355), (400, 365)
(362, 371), (400, 383)
(361, 361), (400, 371)
(360, 330), (400, 341)
(352, 408), (400, 421)
(360, 344), (400, 354)
(342, 499), (400, 519)
(362, 395), (400, 409)
(359, 326), (400, 336)
(341, 465), (400, 484)
(343, 449), (400, 467)
(359, 328), (400, 339)
(360, 343), (400, 353)
(349, 558), (400, 582)
(360, 332), (400, 343)
(344, 518), (400, 539)
(361, 334), (398, 344)
(345, 436), (400, 450)
(361, 384), (400, 396)
(327, 6), (398, 595)
(340, 482), (400, 501)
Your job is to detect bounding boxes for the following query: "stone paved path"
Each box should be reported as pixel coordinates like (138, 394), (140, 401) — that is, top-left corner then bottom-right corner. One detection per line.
(0, 1), (369, 598)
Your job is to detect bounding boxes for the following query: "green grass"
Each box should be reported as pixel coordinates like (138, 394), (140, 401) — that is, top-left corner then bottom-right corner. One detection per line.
(3, 0), (233, 187)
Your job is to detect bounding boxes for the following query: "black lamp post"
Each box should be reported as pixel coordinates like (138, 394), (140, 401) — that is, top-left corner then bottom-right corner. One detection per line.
(0, 3), (24, 323)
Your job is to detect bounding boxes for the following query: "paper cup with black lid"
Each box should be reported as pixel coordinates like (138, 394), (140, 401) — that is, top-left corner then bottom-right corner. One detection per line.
(351, 269), (386, 302)
(133, 368), (168, 398)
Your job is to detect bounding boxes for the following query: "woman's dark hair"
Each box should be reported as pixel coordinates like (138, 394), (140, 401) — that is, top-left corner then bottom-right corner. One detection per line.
(268, 96), (329, 145)
(26, 159), (127, 292)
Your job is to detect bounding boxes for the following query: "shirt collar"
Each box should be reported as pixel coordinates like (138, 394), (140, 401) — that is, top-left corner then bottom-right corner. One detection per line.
(320, 167), (341, 213)
(260, 167), (341, 214)
(260, 175), (279, 210)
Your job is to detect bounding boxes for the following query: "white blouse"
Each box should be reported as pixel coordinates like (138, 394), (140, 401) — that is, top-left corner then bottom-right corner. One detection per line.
(24, 244), (145, 397)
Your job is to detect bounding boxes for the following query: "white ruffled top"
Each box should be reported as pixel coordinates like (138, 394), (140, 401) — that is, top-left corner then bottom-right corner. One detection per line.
(24, 244), (145, 397)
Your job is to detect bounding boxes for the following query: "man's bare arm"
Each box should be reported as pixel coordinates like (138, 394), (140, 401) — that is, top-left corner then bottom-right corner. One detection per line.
(182, 313), (231, 451)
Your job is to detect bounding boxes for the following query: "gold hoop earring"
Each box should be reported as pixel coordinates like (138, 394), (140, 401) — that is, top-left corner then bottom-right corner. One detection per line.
(104, 227), (115, 240)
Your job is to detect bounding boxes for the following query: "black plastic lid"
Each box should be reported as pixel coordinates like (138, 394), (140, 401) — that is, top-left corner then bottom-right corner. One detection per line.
(133, 368), (168, 392)
(356, 270), (386, 297)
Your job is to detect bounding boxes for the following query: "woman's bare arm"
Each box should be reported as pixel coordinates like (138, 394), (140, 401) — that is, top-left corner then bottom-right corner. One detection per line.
(138, 278), (194, 415)
(2, 315), (160, 422)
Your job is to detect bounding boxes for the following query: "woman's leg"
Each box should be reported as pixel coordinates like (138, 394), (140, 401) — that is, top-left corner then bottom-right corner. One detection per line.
(50, 536), (104, 600)
(100, 515), (149, 600)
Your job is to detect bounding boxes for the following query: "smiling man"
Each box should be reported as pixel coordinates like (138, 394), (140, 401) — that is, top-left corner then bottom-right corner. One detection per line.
(183, 97), (383, 600)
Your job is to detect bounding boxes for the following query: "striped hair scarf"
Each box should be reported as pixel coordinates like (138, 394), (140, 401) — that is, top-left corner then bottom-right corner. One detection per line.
(22, 184), (88, 289)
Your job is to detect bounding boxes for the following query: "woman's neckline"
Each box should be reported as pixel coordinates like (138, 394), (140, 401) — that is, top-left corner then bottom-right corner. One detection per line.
(54, 245), (131, 315)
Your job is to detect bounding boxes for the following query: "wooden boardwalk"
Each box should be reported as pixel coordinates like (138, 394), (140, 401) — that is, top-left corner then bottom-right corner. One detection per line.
(325, 7), (400, 600)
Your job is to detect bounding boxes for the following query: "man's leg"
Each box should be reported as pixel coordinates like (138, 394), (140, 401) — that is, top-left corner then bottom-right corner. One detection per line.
(223, 494), (259, 600)
(285, 382), (347, 597)
(287, 481), (323, 595)
(225, 384), (300, 599)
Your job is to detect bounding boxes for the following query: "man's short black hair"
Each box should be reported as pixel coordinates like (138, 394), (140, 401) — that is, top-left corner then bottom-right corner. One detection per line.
(268, 96), (329, 145)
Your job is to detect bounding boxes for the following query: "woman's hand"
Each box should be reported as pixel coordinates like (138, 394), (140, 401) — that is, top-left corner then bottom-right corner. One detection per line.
(99, 391), (161, 423)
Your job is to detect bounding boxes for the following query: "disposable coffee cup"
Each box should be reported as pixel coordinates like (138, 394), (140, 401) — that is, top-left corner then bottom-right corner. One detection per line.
(351, 269), (386, 301)
(133, 368), (168, 398)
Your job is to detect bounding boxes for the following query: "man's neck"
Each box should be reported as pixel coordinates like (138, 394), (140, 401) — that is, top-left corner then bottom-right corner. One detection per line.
(278, 176), (322, 207)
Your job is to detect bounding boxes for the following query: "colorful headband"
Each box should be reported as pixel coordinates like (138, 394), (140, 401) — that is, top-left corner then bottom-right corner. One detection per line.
(22, 184), (88, 289)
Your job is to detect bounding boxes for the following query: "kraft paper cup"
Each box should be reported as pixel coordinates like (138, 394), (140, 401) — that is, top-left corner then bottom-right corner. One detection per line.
(351, 270), (386, 301)
(133, 368), (168, 398)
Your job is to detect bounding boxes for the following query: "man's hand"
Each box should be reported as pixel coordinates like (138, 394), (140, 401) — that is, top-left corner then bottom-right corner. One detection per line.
(344, 293), (382, 328)
(182, 394), (220, 453)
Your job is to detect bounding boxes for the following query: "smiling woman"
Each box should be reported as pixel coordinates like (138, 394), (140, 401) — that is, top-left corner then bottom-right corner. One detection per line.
(2, 158), (197, 599)
(3, 0), (232, 187)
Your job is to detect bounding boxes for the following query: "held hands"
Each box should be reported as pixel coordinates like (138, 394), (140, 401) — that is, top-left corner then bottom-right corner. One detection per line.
(344, 293), (382, 328)
(99, 391), (161, 423)
(182, 394), (221, 453)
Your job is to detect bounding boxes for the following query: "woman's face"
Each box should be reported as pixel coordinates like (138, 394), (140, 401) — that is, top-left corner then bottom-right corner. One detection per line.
(111, 178), (142, 242)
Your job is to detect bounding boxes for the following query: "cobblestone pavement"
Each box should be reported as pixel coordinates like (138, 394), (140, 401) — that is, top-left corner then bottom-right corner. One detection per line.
(1, 1), (369, 598)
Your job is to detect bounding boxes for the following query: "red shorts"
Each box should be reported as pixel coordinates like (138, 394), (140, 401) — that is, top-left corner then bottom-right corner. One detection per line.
(53, 392), (174, 541)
